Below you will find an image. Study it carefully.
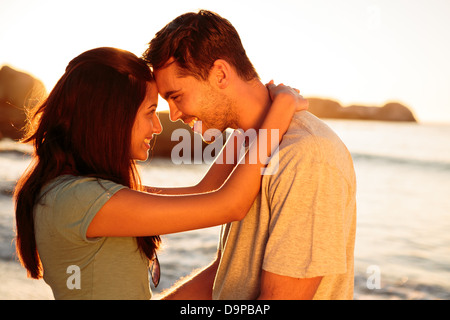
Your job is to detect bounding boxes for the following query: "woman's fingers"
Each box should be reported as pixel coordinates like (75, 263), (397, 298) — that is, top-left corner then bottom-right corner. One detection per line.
(265, 81), (308, 111)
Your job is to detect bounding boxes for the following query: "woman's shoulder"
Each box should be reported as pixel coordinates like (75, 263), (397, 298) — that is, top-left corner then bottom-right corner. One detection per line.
(41, 175), (94, 196)
(41, 175), (126, 203)
(37, 175), (127, 228)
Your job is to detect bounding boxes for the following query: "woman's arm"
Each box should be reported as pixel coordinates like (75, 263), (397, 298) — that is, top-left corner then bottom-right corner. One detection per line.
(86, 84), (307, 238)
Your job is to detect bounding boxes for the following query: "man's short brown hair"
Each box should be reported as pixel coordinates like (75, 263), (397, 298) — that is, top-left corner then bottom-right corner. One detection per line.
(143, 10), (259, 81)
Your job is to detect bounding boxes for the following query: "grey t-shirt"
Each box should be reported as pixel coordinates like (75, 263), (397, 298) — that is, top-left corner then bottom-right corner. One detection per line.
(34, 175), (151, 300)
(212, 111), (357, 300)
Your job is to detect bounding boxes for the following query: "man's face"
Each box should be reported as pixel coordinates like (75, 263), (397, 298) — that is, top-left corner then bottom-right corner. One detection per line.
(154, 59), (237, 140)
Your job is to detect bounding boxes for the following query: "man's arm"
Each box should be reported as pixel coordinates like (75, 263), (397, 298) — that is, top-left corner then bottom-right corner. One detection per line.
(160, 253), (221, 300)
(257, 270), (322, 300)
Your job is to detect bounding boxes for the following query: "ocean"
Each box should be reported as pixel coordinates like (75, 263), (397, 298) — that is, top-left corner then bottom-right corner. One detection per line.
(0, 119), (449, 300)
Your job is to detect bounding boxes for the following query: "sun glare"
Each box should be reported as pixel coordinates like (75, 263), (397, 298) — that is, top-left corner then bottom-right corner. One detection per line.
(1, 0), (450, 122)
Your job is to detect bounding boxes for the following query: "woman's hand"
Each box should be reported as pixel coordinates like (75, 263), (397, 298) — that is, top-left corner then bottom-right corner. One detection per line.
(266, 80), (309, 112)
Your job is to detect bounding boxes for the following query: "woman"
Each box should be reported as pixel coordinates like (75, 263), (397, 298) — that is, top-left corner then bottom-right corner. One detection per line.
(14, 47), (307, 299)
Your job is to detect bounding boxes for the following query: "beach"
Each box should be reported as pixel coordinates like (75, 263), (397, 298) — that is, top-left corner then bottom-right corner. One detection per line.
(1, 119), (450, 300)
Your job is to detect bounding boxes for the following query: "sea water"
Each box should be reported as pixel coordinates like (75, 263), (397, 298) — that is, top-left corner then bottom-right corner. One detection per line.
(0, 119), (449, 299)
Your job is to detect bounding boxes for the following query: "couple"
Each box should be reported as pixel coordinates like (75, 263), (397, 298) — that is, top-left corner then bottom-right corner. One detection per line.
(14, 10), (356, 300)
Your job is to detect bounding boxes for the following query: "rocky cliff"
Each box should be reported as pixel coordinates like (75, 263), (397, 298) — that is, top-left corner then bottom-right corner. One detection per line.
(0, 66), (46, 140)
(307, 98), (417, 122)
(150, 111), (214, 159)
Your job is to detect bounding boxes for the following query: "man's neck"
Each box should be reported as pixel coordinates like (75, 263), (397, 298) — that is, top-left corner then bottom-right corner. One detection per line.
(232, 79), (271, 131)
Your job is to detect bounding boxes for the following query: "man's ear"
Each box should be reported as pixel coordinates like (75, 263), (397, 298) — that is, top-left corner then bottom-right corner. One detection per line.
(210, 59), (232, 89)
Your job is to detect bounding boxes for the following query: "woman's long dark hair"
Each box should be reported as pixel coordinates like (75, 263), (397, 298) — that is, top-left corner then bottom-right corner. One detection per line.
(14, 47), (161, 279)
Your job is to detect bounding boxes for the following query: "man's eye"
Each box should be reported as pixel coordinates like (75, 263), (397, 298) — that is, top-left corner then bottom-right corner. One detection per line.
(172, 95), (181, 102)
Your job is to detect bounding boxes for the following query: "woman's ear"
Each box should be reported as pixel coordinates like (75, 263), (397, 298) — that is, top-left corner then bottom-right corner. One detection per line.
(210, 59), (232, 89)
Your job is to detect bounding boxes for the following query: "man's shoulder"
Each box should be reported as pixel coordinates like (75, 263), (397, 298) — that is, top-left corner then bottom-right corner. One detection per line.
(264, 111), (355, 182)
(276, 111), (347, 158)
(283, 111), (339, 143)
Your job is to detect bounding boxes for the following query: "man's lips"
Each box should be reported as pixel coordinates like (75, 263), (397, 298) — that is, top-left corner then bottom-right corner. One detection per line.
(183, 117), (202, 134)
(185, 117), (199, 129)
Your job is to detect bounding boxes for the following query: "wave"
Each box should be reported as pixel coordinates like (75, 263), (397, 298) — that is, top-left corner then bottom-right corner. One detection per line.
(354, 274), (450, 300)
(351, 152), (450, 171)
(1, 142), (450, 197)
(0, 139), (33, 154)
(2, 143), (449, 169)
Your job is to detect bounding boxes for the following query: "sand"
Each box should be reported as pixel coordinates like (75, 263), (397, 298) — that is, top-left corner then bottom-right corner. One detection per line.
(0, 260), (53, 300)
(2, 260), (448, 300)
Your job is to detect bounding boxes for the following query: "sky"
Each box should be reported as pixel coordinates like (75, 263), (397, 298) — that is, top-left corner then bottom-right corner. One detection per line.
(1, 0), (449, 123)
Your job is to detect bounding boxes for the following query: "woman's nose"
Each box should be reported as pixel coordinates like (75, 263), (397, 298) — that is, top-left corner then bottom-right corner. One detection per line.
(153, 114), (163, 135)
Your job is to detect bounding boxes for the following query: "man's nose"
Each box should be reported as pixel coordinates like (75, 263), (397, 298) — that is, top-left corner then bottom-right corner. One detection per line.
(169, 105), (183, 122)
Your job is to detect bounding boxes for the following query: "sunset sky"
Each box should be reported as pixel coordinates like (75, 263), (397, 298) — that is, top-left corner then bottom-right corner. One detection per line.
(1, 0), (449, 123)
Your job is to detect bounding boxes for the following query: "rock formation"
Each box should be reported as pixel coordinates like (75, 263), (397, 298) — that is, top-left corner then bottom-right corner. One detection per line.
(307, 98), (417, 122)
(151, 111), (226, 159)
(151, 111), (206, 159)
(0, 66), (46, 140)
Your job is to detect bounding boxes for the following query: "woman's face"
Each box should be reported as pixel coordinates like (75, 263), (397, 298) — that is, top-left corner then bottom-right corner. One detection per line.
(131, 82), (162, 161)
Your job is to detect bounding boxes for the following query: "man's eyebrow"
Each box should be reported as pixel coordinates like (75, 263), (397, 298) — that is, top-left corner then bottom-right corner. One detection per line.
(163, 89), (181, 101)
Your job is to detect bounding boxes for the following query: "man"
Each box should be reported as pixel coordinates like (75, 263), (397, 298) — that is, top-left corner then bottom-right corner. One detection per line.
(143, 10), (357, 300)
